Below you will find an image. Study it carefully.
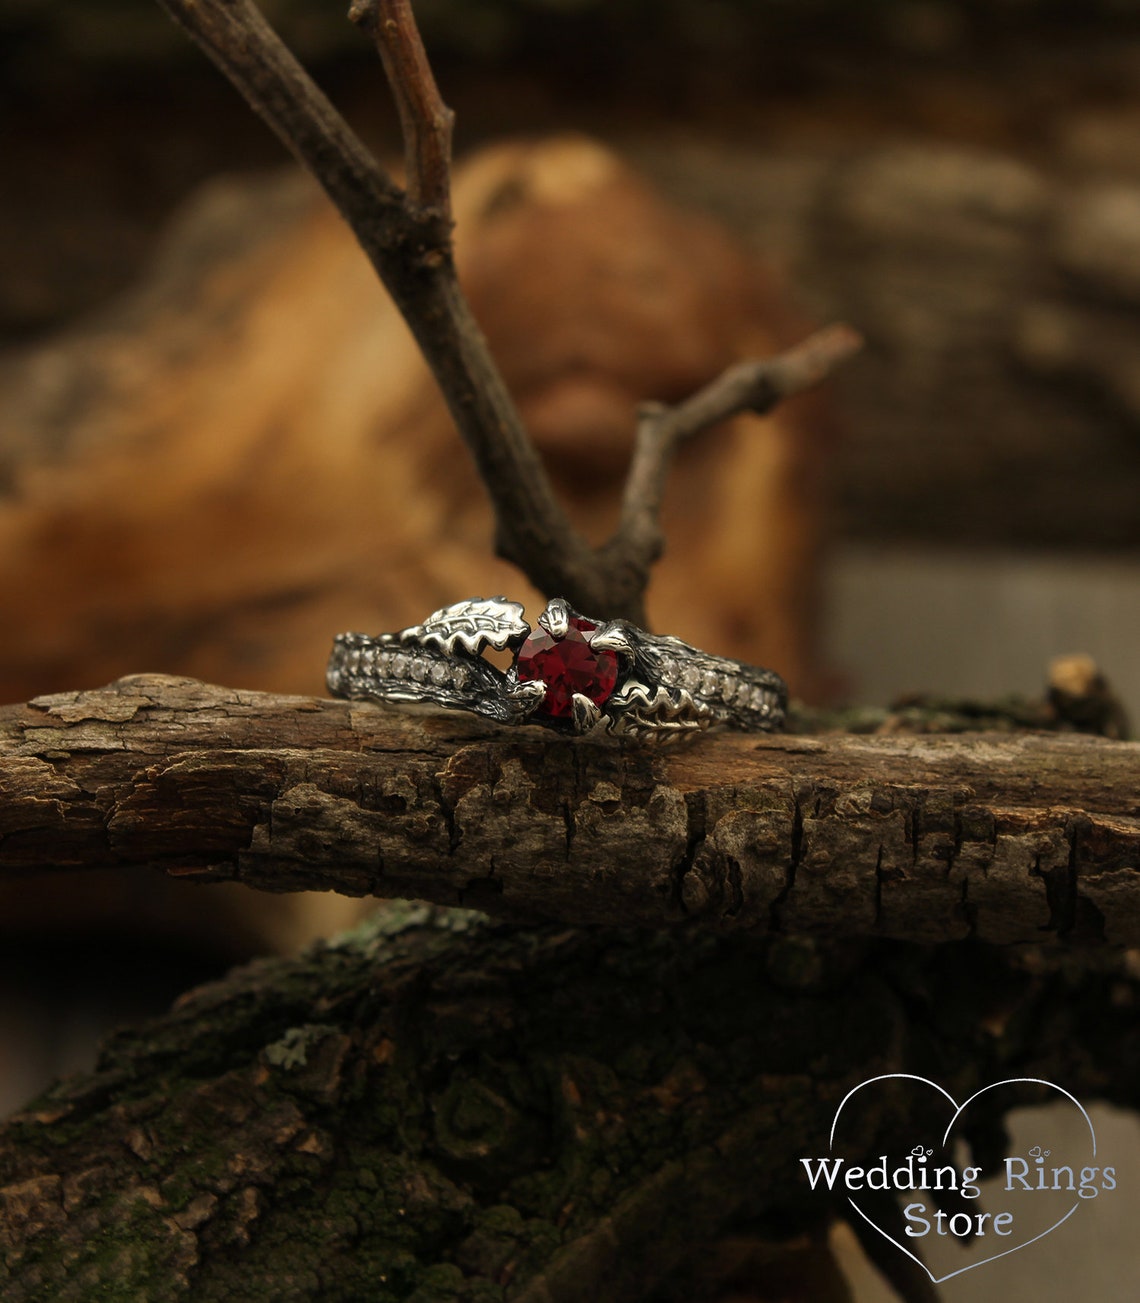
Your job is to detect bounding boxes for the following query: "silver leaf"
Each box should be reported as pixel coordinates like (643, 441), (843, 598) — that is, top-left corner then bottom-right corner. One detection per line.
(403, 597), (529, 656)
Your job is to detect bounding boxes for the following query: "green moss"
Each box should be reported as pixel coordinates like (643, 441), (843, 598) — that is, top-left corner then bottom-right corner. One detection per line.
(473, 1204), (524, 1236)
(323, 903), (489, 961)
(264, 1025), (341, 1070)
(406, 1262), (465, 1303)
(6, 907), (1117, 1303)
(462, 1282), (506, 1303)
(37, 1191), (188, 1300)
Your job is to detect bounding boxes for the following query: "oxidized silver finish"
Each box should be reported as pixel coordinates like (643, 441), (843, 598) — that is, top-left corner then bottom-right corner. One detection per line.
(327, 596), (787, 742)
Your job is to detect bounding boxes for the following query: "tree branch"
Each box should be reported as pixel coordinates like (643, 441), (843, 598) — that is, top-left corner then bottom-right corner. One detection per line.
(155, 0), (591, 605)
(3, 676), (1137, 945)
(153, 0), (859, 624)
(350, 0), (454, 218)
(154, 0), (408, 241)
(3, 906), (1139, 1301)
(609, 324), (863, 571)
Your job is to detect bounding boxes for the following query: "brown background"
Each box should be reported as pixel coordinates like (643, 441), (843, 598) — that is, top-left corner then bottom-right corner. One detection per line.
(2, 3), (1139, 1297)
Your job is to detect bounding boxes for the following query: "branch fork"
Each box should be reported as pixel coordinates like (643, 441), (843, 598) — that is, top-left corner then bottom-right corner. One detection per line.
(348, 0), (454, 220)
(155, 0), (861, 626)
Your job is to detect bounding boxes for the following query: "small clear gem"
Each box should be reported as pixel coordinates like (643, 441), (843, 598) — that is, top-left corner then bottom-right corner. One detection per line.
(430, 661), (449, 685)
(392, 653), (408, 678)
(679, 665), (701, 693)
(701, 670), (720, 697)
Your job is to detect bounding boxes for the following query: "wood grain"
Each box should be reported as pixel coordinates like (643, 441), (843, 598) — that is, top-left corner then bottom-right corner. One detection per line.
(2, 675), (1136, 945)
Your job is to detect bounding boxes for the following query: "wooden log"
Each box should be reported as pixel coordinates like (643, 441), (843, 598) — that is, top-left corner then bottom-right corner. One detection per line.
(1, 903), (1139, 1302)
(2, 675), (1137, 945)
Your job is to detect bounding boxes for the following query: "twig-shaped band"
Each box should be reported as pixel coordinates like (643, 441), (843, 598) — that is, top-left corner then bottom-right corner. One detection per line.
(327, 598), (787, 742)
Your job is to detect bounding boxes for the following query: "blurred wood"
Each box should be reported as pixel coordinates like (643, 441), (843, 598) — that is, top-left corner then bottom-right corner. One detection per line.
(155, 0), (612, 620)
(2, 675), (1138, 945)
(0, 137), (830, 709)
(635, 135), (1140, 549)
(6, 21), (1140, 555)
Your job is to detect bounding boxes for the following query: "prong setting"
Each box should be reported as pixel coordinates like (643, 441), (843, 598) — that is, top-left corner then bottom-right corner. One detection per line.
(570, 693), (603, 734)
(588, 621), (635, 658)
(504, 679), (547, 719)
(536, 598), (570, 638)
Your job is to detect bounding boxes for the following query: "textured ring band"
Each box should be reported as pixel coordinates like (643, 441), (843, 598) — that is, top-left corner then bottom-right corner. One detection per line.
(327, 597), (787, 742)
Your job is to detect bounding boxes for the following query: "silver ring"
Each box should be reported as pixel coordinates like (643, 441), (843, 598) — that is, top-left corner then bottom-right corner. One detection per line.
(327, 597), (787, 742)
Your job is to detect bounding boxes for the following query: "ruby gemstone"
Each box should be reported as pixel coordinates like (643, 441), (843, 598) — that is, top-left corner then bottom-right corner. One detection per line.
(515, 616), (619, 718)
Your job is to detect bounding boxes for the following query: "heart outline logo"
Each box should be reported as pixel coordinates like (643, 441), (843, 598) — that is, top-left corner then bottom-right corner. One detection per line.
(829, 1073), (1096, 1285)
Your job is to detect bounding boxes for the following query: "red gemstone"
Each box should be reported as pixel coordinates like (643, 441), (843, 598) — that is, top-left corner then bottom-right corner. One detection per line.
(516, 616), (619, 718)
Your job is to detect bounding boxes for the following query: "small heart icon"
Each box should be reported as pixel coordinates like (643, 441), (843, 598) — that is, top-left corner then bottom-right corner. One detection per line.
(828, 1074), (1097, 1284)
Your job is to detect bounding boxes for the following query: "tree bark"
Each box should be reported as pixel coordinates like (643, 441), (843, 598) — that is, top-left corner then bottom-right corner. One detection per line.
(2, 675), (1137, 945)
(2, 904), (1139, 1302)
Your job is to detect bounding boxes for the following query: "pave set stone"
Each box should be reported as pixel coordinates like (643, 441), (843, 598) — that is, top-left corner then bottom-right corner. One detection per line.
(343, 644), (470, 691)
(660, 657), (774, 714)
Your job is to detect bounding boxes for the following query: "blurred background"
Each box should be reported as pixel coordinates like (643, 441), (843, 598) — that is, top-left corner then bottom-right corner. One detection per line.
(1, 2), (1139, 1296)
(2, 0), (1138, 707)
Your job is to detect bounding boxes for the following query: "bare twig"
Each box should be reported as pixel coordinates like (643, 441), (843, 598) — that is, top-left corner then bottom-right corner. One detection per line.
(155, 0), (860, 625)
(156, 0), (592, 606)
(609, 323), (863, 571)
(154, 0), (407, 240)
(350, 0), (454, 218)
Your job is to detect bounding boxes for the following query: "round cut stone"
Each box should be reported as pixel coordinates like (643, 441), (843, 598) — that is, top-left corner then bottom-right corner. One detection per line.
(515, 616), (619, 718)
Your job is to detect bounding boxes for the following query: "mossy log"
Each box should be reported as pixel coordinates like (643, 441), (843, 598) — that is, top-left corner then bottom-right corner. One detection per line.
(1, 675), (1138, 945)
(3, 905), (1140, 1302)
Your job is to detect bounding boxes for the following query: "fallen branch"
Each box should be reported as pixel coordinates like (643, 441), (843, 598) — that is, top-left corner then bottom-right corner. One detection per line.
(153, 0), (859, 624)
(3, 676), (1137, 945)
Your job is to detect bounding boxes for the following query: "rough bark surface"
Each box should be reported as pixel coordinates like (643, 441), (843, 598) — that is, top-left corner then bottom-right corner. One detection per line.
(1, 904), (1139, 1302)
(2, 676), (1137, 946)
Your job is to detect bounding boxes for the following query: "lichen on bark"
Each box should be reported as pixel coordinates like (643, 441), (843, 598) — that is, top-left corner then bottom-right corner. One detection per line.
(3, 904), (1140, 1301)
